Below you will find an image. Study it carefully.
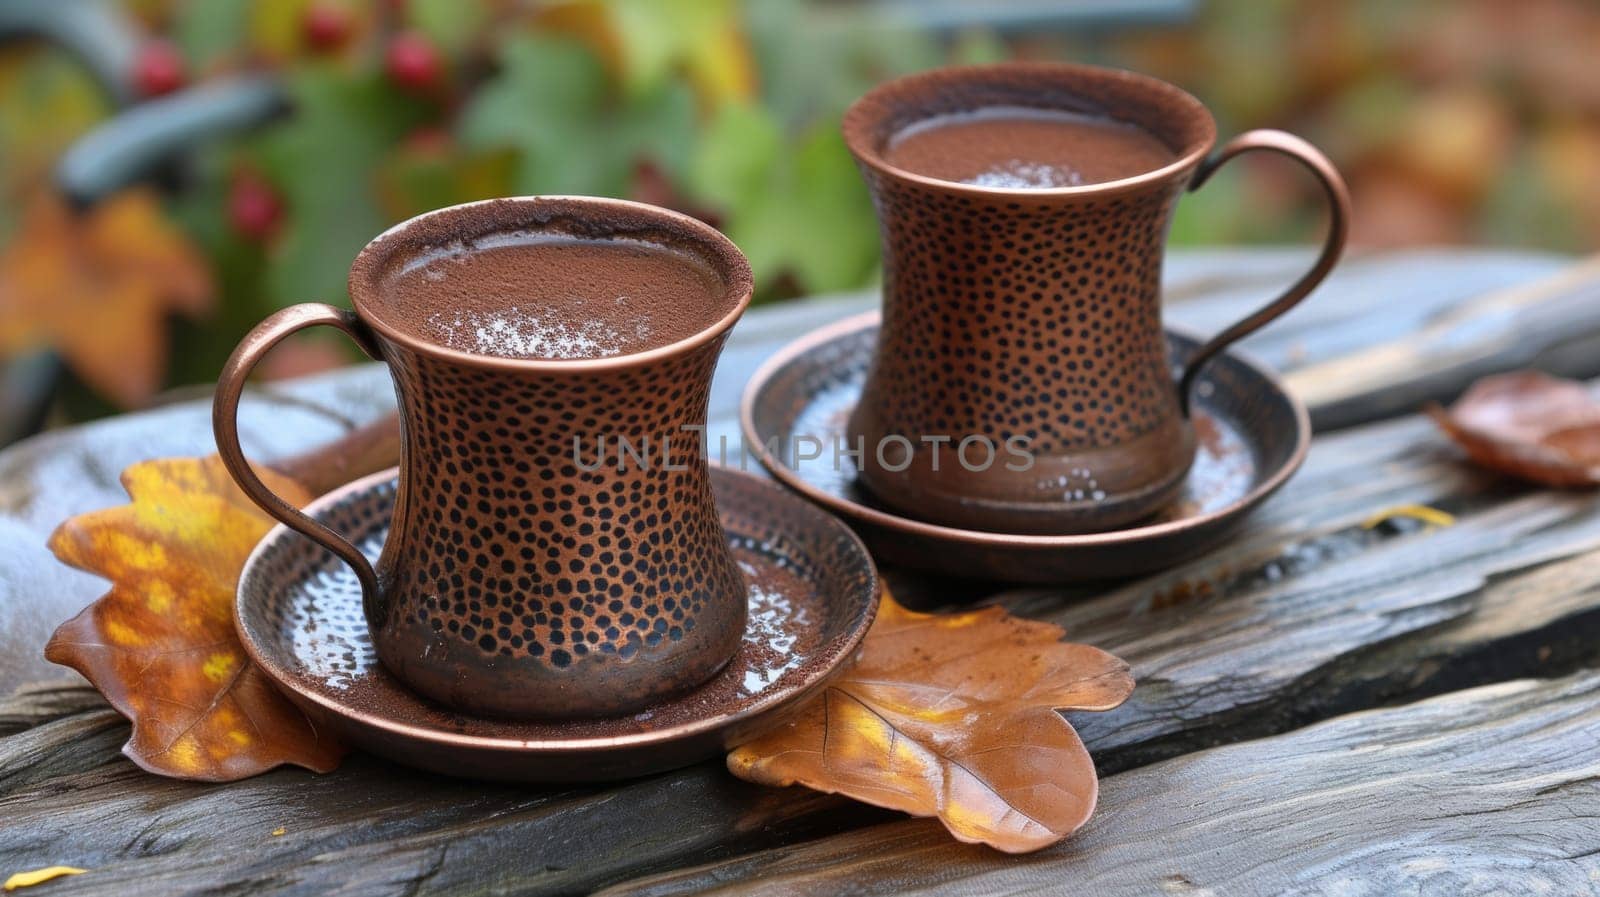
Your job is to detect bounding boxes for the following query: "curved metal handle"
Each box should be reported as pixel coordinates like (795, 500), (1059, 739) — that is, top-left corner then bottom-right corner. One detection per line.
(1177, 129), (1351, 414)
(213, 304), (385, 622)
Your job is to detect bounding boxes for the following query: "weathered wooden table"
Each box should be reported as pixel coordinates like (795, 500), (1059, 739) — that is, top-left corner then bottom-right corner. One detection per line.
(4, 248), (1600, 896)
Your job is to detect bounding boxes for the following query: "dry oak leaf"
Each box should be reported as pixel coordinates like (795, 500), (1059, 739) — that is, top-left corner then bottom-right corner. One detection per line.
(728, 590), (1134, 853)
(0, 189), (211, 407)
(1429, 371), (1600, 487)
(45, 455), (347, 781)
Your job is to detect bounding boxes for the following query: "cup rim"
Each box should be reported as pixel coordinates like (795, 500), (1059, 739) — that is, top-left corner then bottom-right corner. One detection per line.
(347, 196), (754, 371)
(842, 61), (1218, 198)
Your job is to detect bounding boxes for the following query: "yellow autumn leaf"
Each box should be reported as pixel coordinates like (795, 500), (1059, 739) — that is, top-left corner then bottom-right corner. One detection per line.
(44, 455), (346, 781)
(1361, 504), (1456, 530)
(4, 867), (87, 891)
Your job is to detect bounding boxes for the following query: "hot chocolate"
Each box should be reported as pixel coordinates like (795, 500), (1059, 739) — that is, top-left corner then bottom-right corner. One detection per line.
(884, 106), (1176, 188)
(217, 196), (758, 719)
(383, 234), (728, 360)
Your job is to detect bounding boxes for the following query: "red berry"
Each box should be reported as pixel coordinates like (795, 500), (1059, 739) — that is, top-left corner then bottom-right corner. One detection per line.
(228, 173), (283, 243)
(133, 40), (186, 98)
(302, 3), (354, 52)
(403, 126), (450, 154)
(385, 30), (441, 92)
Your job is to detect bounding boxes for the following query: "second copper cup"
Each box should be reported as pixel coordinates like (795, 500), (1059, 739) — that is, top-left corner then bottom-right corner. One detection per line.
(215, 197), (753, 719)
(843, 63), (1350, 534)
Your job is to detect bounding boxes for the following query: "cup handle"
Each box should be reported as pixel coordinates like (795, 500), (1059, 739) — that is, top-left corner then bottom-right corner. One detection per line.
(213, 303), (386, 622)
(1177, 129), (1352, 415)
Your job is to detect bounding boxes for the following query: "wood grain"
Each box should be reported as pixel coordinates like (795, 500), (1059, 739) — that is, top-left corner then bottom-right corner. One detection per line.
(0, 249), (1570, 695)
(4, 249), (1600, 896)
(1288, 253), (1600, 429)
(1036, 410), (1600, 772)
(5, 373), (1599, 894)
(601, 673), (1600, 897)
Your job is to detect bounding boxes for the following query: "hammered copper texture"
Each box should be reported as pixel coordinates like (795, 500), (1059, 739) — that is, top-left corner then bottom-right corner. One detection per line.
(217, 197), (755, 720)
(372, 331), (746, 719)
(741, 313), (1310, 583)
(236, 466), (880, 782)
(842, 64), (1218, 533)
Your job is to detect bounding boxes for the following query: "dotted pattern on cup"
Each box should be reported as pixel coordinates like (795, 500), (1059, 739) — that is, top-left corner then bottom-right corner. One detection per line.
(856, 179), (1182, 452)
(360, 333), (749, 719)
(236, 468), (881, 749)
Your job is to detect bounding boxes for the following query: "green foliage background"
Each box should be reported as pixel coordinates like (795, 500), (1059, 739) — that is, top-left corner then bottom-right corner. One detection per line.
(2, 0), (1598, 416)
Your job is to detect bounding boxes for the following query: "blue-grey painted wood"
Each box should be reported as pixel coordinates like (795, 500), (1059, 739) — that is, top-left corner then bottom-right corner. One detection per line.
(54, 76), (289, 207)
(0, 0), (138, 104)
(819, 0), (1196, 34)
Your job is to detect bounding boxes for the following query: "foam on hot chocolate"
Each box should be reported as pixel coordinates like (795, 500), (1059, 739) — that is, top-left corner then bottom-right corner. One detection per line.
(382, 233), (727, 360)
(885, 105), (1177, 188)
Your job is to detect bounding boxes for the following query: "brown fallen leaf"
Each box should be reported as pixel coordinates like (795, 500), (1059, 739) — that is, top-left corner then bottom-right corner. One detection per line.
(0, 189), (211, 408)
(1429, 371), (1600, 487)
(44, 456), (345, 781)
(728, 590), (1134, 853)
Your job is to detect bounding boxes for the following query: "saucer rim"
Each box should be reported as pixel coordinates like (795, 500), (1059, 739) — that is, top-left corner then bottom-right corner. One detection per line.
(236, 464), (880, 753)
(737, 309), (1311, 547)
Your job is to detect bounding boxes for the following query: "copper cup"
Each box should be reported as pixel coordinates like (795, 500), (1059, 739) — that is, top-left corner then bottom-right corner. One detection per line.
(214, 197), (753, 719)
(842, 63), (1350, 534)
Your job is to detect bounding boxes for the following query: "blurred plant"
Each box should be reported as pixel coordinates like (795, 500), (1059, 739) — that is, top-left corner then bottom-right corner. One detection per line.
(2, 0), (1598, 422)
(0, 44), (110, 242)
(1111, 0), (1600, 250)
(0, 191), (211, 407)
(0, 0), (951, 416)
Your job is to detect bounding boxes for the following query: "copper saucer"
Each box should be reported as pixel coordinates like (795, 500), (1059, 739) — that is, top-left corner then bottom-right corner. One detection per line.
(740, 312), (1310, 582)
(236, 466), (878, 782)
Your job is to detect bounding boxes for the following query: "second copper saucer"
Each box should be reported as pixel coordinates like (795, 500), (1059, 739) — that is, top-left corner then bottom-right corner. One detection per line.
(741, 312), (1310, 582)
(236, 466), (878, 782)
